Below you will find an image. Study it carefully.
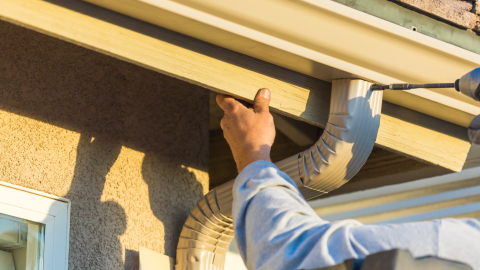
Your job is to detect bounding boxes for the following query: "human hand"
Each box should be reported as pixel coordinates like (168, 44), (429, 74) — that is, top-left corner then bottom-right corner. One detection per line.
(216, 89), (276, 173)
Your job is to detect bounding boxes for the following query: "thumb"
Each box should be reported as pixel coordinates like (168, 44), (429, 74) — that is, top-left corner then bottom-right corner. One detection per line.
(254, 88), (271, 113)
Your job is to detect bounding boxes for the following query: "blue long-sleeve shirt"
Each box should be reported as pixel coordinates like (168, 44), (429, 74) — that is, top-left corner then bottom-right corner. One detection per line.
(232, 161), (480, 270)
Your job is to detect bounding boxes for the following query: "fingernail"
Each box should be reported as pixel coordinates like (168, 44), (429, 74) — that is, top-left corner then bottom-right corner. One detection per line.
(260, 88), (270, 99)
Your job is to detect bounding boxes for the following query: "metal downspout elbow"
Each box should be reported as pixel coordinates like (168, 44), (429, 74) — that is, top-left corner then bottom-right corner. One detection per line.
(175, 181), (234, 270)
(175, 79), (383, 269)
(297, 79), (383, 195)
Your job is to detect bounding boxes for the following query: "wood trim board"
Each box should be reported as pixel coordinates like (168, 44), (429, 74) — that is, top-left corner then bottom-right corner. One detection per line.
(0, 0), (470, 171)
(139, 246), (174, 270)
(81, 0), (480, 128)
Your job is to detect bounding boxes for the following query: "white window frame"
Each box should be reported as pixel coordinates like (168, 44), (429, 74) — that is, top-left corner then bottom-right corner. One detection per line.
(0, 181), (70, 270)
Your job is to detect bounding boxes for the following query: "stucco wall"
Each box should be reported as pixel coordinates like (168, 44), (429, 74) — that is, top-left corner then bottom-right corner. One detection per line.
(0, 21), (209, 269)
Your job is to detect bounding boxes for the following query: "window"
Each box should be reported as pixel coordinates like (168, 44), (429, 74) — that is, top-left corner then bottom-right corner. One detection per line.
(0, 213), (45, 270)
(0, 181), (70, 270)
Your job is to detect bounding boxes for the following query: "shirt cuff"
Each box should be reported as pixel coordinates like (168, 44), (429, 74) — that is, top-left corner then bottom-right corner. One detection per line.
(233, 160), (300, 198)
(238, 160), (278, 179)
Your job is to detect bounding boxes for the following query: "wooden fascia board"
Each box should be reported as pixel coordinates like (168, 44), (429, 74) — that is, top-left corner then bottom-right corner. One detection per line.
(0, 0), (470, 171)
(82, 0), (480, 128)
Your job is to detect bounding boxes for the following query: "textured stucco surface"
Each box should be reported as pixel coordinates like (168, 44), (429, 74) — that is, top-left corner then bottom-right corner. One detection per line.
(0, 20), (209, 269)
(394, 0), (480, 31)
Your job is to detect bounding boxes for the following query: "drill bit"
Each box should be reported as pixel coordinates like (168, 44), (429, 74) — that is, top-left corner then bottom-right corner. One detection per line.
(371, 83), (455, 91)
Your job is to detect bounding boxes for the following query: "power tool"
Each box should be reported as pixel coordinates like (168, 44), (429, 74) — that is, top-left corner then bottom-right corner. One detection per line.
(371, 68), (480, 143)
(371, 68), (480, 101)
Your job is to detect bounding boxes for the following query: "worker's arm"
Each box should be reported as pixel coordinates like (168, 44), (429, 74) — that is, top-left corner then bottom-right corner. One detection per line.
(232, 160), (480, 269)
(217, 89), (480, 270)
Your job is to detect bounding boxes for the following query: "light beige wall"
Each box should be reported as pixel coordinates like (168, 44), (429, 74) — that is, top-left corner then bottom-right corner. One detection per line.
(0, 21), (209, 269)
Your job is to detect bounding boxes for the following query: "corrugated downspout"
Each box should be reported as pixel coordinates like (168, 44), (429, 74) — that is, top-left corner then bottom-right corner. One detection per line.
(176, 181), (234, 270)
(298, 79), (383, 195)
(176, 79), (383, 270)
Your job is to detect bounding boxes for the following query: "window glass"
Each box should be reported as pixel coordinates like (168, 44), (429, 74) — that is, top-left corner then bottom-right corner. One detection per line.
(0, 213), (45, 270)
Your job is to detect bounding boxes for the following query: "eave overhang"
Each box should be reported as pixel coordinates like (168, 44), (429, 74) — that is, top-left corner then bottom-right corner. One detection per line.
(84, 0), (480, 127)
(0, 0), (471, 171)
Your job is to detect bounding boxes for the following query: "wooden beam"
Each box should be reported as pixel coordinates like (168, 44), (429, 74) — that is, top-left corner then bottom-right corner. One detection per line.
(0, 0), (470, 171)
(81, 0), (480, 129)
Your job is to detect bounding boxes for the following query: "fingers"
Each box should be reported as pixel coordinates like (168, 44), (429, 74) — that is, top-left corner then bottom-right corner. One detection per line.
(217, 88), (271, 114)
(254, 88), (271, 114)
(216, 94), (240, 114)
(220, 116), (227, 131)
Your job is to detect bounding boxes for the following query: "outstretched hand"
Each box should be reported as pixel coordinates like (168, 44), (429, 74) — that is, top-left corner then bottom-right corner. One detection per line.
(216, 89), (276, 173)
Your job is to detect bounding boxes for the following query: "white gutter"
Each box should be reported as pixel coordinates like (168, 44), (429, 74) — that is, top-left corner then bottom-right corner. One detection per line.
(308, 166), (480, 223)
(85, 0), (480, 126)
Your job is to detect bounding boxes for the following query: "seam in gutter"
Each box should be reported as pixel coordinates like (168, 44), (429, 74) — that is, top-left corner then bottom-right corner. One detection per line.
(175, 79), (382, 269)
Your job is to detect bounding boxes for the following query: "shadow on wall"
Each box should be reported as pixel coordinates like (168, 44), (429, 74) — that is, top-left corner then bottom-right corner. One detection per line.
(64, 135), (126, 269)
(0, 20), (209, 269)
